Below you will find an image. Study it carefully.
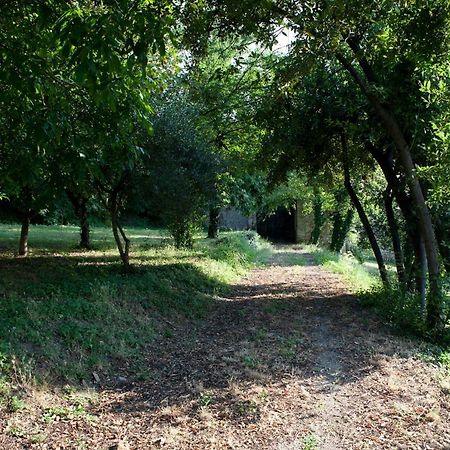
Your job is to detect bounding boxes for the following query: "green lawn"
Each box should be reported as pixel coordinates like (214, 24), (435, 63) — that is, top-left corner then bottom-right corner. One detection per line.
(0, 223), (271, 393)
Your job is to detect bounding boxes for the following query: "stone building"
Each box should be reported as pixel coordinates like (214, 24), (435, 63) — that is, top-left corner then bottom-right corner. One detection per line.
(257, 201), (331, 244)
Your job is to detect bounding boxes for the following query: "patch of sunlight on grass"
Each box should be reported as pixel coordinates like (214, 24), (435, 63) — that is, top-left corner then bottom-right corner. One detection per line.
(304, 244), (380, 292)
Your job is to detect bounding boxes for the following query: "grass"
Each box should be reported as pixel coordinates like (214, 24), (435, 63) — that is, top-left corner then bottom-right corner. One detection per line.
(304, 244), (381, 292)
(0, 224), (271, 398)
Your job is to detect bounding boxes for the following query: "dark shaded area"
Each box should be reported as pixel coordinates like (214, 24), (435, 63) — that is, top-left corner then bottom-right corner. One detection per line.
(257, 207), (296, 243)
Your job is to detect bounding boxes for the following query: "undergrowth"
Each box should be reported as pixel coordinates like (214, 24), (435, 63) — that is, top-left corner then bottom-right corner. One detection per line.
(0, 225), (271, 396)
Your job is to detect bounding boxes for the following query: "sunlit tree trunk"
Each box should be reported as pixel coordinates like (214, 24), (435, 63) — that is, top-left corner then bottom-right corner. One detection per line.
(107, 187), (130, 270)
(18, 210), (31, 256)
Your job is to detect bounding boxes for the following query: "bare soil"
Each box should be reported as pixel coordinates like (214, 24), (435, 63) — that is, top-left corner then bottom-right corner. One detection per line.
(1, 247), (449, 449)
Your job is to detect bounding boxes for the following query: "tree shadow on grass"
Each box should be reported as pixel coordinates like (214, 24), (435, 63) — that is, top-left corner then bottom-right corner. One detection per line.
(0, 252), (229, 385)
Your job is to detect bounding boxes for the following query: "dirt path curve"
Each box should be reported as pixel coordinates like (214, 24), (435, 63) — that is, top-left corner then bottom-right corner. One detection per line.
(30, 246), (450, 449)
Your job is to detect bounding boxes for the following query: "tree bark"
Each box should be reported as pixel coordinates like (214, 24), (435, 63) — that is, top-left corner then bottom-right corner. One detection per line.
(110, 192), (130, 270)
(416, 236), (427, 314)
(18, 211), (31, 256)
(67, 191), (91, 249)
(337, 51), (443, 330)
(79, 200), (90, 249)
(383, 187), (406, 286)
(342, 134), (390, 288)
(207, 207), (220, 239)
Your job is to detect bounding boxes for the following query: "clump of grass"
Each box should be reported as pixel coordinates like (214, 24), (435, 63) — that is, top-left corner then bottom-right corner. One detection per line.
(198, 391), (214, 409)
(302, 433), (318, 450)
(360, 287), (426, 335)
(202, 231), (271, 273)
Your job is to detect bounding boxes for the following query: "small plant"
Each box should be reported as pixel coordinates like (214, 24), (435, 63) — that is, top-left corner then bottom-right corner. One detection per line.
(251, 327), (268, 342)
(280, 335), (303, 359)
(42, 404), (96, 423)
(242, 354), (260, 369)
(302, 433), (318, 450)
(29, 432), (46, 444)
(237, 399), (258, 416)
(5, 421), (26, 438)
(9, 395), (27, 412)
(198, 392), (214, 408)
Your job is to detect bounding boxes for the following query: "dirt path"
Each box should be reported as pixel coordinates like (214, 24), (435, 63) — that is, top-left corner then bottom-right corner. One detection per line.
(3, 247), (450, 449)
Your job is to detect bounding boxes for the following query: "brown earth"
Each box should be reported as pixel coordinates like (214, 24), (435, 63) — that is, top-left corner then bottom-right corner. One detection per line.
(1, 247), (449, 449)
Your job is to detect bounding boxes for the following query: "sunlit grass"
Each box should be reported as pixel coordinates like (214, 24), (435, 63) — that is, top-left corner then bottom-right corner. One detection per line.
(302, 244), (380, 292)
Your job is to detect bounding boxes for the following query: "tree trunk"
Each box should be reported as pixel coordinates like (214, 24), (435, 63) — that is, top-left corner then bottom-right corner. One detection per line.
(18, 211), (30, 256)
(383, 187), (406, 286)
(415, 236), (427, 314)
(207, 207), (220, 239)
(337, 52), (443, 331)
(110, 193), (130, 270)
(79, 199), (90, 249)
(66, 191), (91, 249)
(368, 144), (420, 289)
(342, 134), (390, 288)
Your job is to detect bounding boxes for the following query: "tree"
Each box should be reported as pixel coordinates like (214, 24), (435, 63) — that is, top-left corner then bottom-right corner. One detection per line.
(198, 0), (450, 331)
(137, 92), (219, 248)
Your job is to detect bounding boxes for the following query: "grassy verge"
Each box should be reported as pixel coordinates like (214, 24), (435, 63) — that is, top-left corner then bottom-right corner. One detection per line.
(0, 224), (271, 396)
(303, 245), (380, 292)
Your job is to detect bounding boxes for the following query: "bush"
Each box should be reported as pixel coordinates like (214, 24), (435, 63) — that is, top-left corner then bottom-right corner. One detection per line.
(205, 231), (271, 270)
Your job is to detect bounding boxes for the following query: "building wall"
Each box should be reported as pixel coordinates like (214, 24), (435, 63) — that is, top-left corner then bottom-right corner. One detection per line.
(294, 200), (331, 245)
(220, 207), (256, 231)
(294, 202), (315, 243)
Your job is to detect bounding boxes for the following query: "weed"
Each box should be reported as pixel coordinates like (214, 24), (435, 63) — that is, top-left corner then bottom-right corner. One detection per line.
(242, 354), (260, 369)
(5, 419), (26, 438)
(42, 404), (97, 424)
(302, 432), (319, 450)
(263, 300), (287, 314)
(29, 433), (46, 444)
(236, 399), (258, 416)
(8, 395), (27, 412)
(198, 392), (214, 408)
(280, 334), (304, 359)
(251, 327), (268, 342)
(163, 328), (174, 338)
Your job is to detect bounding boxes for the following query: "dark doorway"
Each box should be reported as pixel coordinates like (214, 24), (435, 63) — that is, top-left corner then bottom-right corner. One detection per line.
(257, 207), (296, 243)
